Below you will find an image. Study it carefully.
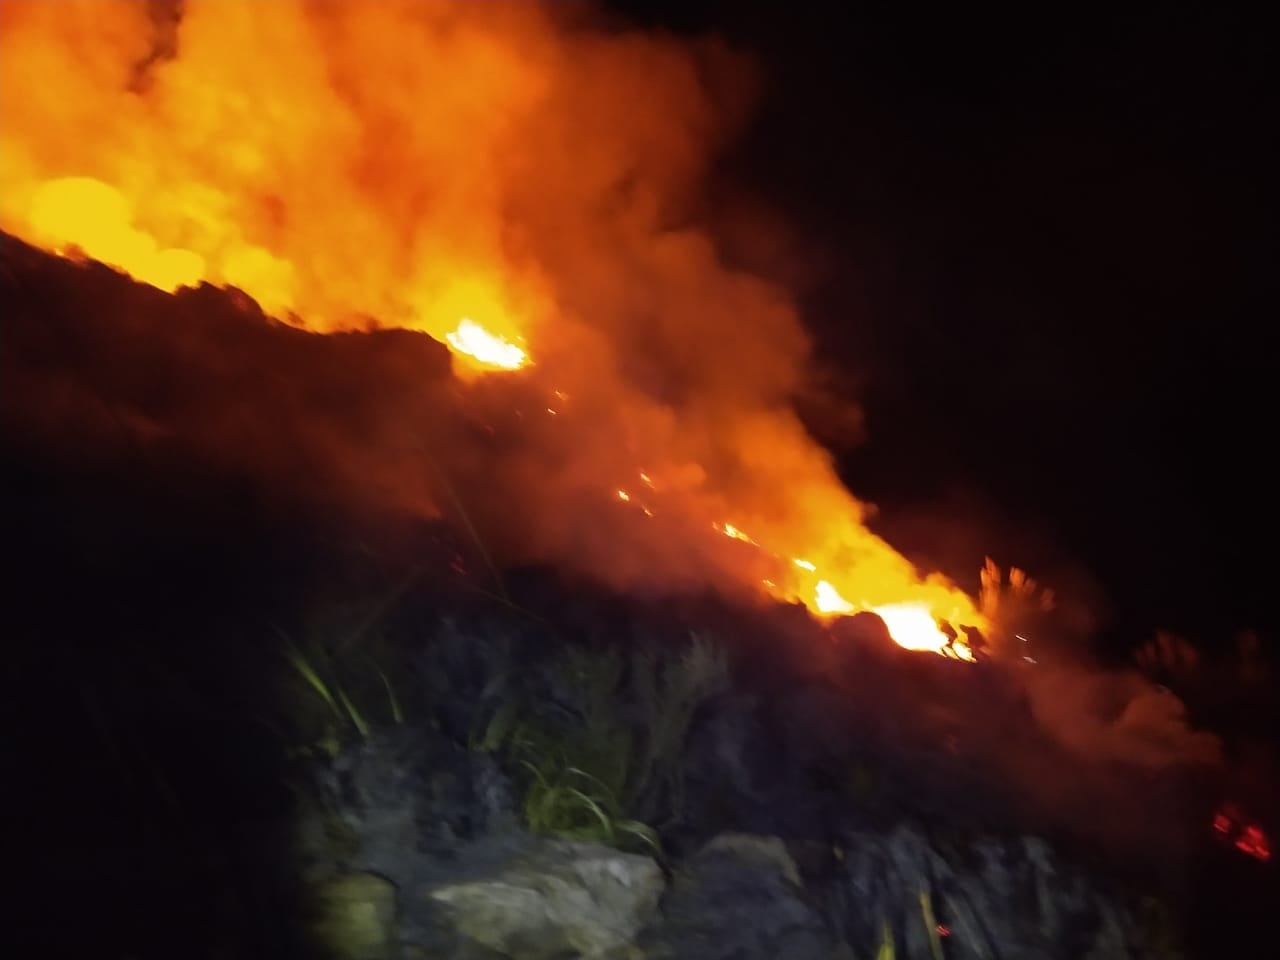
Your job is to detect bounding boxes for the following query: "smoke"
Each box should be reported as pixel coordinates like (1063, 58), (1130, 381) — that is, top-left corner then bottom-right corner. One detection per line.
(1, 0), (985, 618)
(0, 3), (1231, 800)
(1022, 663), (1221, 770)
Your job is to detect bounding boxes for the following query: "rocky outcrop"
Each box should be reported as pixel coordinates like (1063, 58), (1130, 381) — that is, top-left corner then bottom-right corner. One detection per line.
(428, 842), (664, 959)
(2, 232), (1255, 960)
(310, 872), (400, 960)
(296, 703), (1180, 960)
(831, 826), (1176, 960)
(637, 833), (834, 960)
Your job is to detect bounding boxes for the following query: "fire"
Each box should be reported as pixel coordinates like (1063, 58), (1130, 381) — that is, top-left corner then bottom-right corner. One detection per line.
(710, 521), (980, 657)
(27, 177), (206, 291)
(0, 1), (992, 658)
(870, 602), (965, 658)
(815, 579), (855, 614)
(445, 318), (528, 371)
(716, 522), (756, 544)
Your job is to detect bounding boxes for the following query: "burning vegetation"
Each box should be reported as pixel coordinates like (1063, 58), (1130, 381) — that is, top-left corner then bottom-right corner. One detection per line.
(0, 0), (991, 656)
(3, 7), (1275, 958)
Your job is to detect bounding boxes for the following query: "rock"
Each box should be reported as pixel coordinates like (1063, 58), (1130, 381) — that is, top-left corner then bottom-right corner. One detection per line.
(317, 725), (523, 889)
(678, 692), (841, 846)
(425, 840), (664, 959)
(678, 692), (776, 833)
(638, 832), (835, 960)
(704, 834), (803, 885)
(830, 824), (1162, 960)
(309, 871), (398, 960)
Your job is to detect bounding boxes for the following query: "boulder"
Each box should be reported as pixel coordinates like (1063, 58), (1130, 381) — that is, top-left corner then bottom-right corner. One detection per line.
(424, 840), (664, 959)
(316, 725), (524, 889)
(309, 871), (399, 960)
(638, 833), (835, 960)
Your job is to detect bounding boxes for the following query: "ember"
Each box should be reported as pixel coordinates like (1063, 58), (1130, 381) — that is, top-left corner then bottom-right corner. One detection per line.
(1214, 803), (1272, 862)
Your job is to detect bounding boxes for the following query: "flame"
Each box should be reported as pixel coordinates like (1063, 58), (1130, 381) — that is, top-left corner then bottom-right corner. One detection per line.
(445, 318), (528, 371)
(27, 177), (207, 291)
(717, 522), (756, 544)
(0, 0), (550, 356)
(870, 602), (965, 658)
(0, 1), (991, 656)
(815, 579), (855, 614)
(715, 521), (979, 657)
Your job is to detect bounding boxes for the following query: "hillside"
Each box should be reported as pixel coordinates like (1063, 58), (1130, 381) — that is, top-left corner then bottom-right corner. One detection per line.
(3, 235), (1273, 959)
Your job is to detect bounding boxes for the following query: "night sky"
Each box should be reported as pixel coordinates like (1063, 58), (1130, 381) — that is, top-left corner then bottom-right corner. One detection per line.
(611, 2), (1274, 643)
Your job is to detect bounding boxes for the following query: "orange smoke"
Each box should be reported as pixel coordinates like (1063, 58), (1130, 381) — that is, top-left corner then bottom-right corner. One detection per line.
(0, 0), (986, 649)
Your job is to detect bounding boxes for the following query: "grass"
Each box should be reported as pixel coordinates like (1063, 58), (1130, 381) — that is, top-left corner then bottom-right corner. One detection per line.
(472, 632), (729, 855)
(274, 567), (420, 756)
(282, 637), (373, 739)
(514, 735), (661, 854)
(629, 632), (729, 822)
(273, 466), (727, 858)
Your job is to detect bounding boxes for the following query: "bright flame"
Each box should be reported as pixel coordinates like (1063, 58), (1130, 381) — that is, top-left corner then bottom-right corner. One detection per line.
(714, 521), (980, 658)
(870, 602), (962, 657)
(0, 1), (553, 348)
(815, 579), (855, 614)
(717, 522), (756, 544)
(29, 177), (207, 291)
(445, 318), (529, 371)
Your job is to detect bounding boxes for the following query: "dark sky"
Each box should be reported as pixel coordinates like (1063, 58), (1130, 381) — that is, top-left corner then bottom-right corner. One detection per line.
(609, 3), (1275, 641)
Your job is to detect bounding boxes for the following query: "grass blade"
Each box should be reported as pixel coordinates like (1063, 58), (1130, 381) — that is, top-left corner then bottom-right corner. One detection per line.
(336, 686), (370, 737)
(372, 662), (403, 724)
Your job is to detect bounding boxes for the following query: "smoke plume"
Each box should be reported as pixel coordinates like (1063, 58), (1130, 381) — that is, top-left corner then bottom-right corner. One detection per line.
(1, 0), (983, 621)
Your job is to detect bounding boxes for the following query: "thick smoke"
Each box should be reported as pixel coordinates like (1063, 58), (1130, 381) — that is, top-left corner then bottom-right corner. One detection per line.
(1, 0), (980, 616)
(0, 2), (1229, 789)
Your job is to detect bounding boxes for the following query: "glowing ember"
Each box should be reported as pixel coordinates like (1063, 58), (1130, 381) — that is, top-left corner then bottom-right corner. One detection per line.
(716, 522), (756, 544)
(444, 319), (528, 371)
(1237, 825), (1271, 861)
(1213, 803), (1272, 862)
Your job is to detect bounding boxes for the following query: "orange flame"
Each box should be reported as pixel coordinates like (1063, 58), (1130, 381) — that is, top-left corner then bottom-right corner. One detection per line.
(705, 520), (979, 655)
(445, 318), (528, 371)
(27, 177), (206, 291)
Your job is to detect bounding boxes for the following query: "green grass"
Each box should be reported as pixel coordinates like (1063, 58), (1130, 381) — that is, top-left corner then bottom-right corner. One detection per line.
(514, 736), (660, 854)
(473, 633), (729, 855)
(273, 569), (419, 756)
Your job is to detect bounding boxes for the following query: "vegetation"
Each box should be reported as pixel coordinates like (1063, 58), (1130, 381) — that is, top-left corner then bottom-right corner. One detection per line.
(275, 572), (417, 759)
(473, 631), (729, 853)
(271, 523), (730, 859)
